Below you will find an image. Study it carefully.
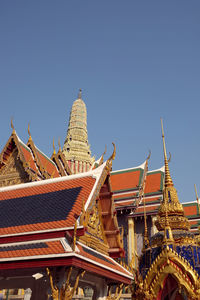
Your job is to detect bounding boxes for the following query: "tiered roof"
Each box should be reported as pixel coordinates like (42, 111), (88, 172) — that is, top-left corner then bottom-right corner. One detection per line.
(110, 163), (164, 215)
(0, 129), (71, 187)
(111, 163), (200, 232)
(0, 160), (132, 283)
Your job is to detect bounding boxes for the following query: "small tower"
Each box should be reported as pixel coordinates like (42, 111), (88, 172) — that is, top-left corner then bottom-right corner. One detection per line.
(63, 90), (94, 174)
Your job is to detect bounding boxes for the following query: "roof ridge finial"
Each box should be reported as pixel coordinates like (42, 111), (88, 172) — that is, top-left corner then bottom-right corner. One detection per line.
(53, 138), (56, 155)
(58, 138), (61, 152)
(78, 88), (82, 99)
(28, 123), (32, 142)
(160, 118), (173, 187)
(11, 117), (15, 134)
(194, 184), (200, 214)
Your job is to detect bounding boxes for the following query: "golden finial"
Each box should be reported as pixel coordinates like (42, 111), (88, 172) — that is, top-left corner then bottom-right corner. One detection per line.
(106, 143), (116, 171)
(99, 145), (107, 165)
(155, 119), (189, 232)
(28, 123), (32, 141)
(108, 142), (116, 161)
(194, 184), (200, 214)
(52, 138), (56, 155)
(141, 151), (151, 251)
(72, 220), (77, 251)
(58, 138), (61, 152)
(147, 150), (151, 161)
(11, 117), (15, 133)
(103, 144), (107, 157)
(78, 88), (82, 99)
(160, 119), (173, 187)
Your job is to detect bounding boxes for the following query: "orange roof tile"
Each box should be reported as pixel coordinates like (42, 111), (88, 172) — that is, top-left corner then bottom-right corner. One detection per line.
(35, 148), (60, 178)
(144, 172), (163, 194)
(183, 204), (198, 216)
(19, 142), (39, 175)
(134, 204), (159, 214)
(77, 243), (132, 278)
(0, 176), (96, 236)
(111, 170), (142, 192)
(0, 240), (64, 259)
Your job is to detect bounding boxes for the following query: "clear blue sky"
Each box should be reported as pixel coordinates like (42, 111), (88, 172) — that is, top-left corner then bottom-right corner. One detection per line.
(0, 1), (200, 203)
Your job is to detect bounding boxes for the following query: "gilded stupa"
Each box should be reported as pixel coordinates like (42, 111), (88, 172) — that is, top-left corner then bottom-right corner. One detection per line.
(63, 90), (94, 174)
(134, 120), (200, 300)
(155, 119), (190, 232)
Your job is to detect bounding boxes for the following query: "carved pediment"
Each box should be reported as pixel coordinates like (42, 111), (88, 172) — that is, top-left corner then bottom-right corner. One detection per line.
(0, 149), (30, 187)
(79, 200), (109, 255)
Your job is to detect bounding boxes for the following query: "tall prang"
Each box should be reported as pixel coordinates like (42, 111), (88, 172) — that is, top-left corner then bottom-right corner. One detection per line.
(63, 89), (95, 174)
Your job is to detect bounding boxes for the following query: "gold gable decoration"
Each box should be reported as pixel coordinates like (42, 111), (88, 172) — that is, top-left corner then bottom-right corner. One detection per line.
(79, 200), (109, 255)
(0, 148), (29, 187)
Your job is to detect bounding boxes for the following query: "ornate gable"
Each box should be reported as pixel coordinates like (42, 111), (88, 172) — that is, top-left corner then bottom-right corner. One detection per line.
(79, 197), (109, 255)
(0, 131), (37, 187)
(0, 147), (30, 187)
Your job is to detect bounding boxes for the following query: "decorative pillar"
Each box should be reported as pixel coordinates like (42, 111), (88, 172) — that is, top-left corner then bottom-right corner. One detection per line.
(128, 218), (135, 268)
(24, 288), (32, 300)
(151, 216), (158, 236)
(79, 161), (83, 173)
(75, 161), (78, 174)
(95, 278), (107, 300)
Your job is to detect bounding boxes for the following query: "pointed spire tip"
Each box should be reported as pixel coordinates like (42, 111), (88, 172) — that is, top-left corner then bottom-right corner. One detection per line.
(78, 89), (82, 99)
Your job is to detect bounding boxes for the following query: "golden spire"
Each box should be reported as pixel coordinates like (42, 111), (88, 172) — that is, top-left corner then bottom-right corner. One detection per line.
(194, 184), (200, 214)
(161, 119), (173, 187)
(155, 119), (189, 232)
(142, 151), (151, 251)
(63, 91), (94, 173)
(78, 88), (82, 99)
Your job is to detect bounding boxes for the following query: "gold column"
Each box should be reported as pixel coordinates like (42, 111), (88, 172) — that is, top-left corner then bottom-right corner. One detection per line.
(128, 217), (135, 268)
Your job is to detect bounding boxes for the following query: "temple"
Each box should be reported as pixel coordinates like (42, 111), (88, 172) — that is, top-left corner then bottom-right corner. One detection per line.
(0, 91), (200, 299)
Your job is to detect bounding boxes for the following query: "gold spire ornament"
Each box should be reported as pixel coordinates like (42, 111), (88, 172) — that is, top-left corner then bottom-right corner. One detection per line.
(58, 138), (61, 152)
(78, 88), (82, 99)
(156, 119), (189, 231)
(142, 151), (151, 250)
(52, 138), (56, 155)
(11, 118), (15, 133)
(194, 184), (200, 214)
